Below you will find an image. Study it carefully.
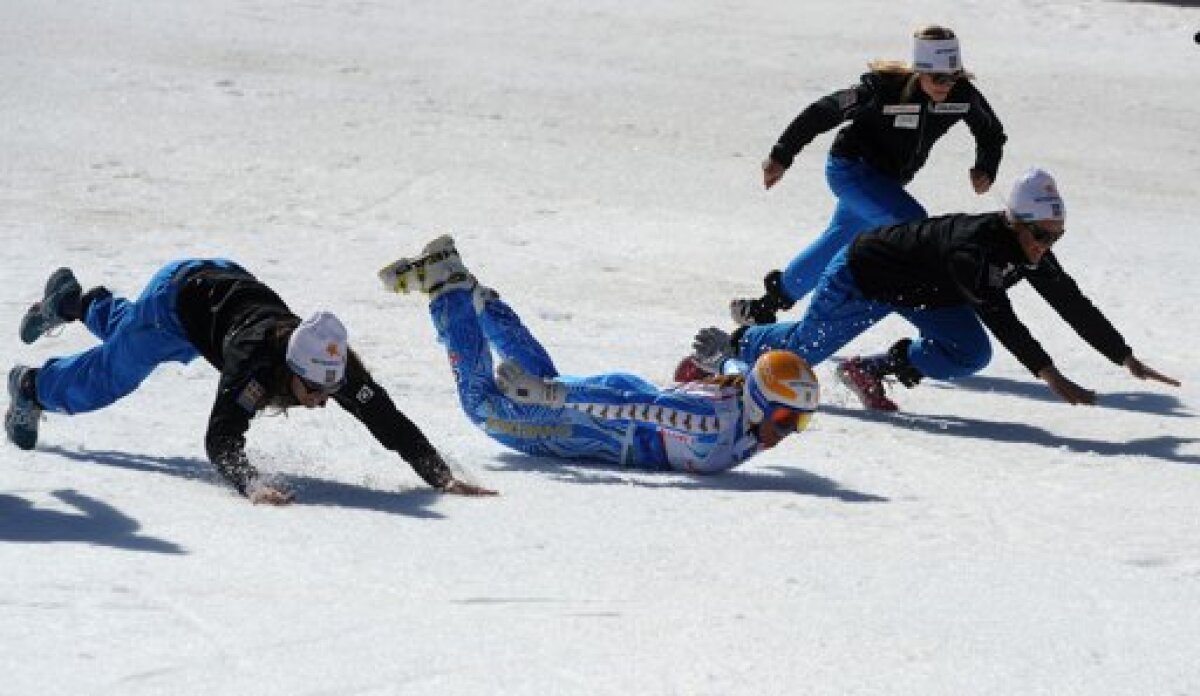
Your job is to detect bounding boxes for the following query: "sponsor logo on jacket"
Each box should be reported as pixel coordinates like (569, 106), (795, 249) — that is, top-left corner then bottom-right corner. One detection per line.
(930, 102), (970, 115)
(236, 379), (266, 413)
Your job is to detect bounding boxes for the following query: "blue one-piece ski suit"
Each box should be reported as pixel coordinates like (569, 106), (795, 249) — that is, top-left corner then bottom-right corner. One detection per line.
(430, 287), (763, 473)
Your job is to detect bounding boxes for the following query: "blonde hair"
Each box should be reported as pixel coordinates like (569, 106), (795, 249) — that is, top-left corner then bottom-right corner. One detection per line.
(866, 60), (921, 101)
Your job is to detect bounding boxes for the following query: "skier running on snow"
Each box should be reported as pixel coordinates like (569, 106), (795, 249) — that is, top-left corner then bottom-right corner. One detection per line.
(691, 168), (1179, 411)
(732, 24), (1007, 326)
(379, 236), (819, 473)
(5, 259), (495, 503)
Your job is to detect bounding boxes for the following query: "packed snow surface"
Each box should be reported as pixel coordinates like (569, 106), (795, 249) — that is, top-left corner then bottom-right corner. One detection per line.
(2, 1), (1198, 694)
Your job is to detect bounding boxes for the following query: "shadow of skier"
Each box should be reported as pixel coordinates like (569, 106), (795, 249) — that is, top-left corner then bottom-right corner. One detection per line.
(38, 445), (448, 519)
(820, 404), (1200, 466)
(922, 373), (1193, 418)
(490, 453), (888, 502)
(0, 489), (184, 554)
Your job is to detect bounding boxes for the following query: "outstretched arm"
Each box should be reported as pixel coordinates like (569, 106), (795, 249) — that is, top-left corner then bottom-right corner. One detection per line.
(963, 84), (1007, 193)
(1036, 356), (1179, 407)
(442, 478), (498, 496)
(335, 352), (497, 496)
(1123, 354), (1181, 387)
(765, 76), (878, 188)
(762, 158), (788, 189)
(206, 367), (277, 500)
(1028, 254), (1133, 367)
(969, 168), (992, 194)
(1029, 256), (1180, 390)
(1036, 365), (1096, 406)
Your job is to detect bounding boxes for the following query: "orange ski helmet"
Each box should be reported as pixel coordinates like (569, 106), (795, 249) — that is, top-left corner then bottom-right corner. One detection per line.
(744, 350), (819, 433)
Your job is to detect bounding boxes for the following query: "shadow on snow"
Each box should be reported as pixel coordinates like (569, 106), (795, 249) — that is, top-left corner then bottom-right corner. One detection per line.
(490, 452), (888, 503)
(927, 373), (1194, 418)
(37, 445), (447, 519)
(820, 404), (1200, 466)
(0, 489), (184, 554)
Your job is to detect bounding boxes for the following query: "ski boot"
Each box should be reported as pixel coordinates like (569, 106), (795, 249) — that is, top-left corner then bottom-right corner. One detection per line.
(835, 358), (898, 412)
(20, 267), (81, 344)
(378, 235), (475, 299)
(730, 269), (794, 326)
(5, 366), (42, 450)
(673, 355), (715, 383)
(836, 339), (924, 412)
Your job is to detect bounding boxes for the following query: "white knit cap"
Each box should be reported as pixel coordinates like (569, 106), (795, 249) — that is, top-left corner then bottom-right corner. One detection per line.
(913, 37), (961, 73)
(1006, 168), (1066, 222)
(286, 311), (348, 388)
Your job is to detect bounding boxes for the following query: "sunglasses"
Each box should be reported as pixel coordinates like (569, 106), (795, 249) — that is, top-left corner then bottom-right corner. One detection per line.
(1023, 220), (1065, 246)
(926, 72), (963, 87)
(767, 406), (814, 435)
(297, 374), (344, 396)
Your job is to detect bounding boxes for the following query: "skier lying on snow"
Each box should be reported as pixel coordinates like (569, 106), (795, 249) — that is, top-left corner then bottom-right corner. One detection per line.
(6, 259), (495, 503)
(690, 167), (1179, 412)
(378, 236), (819, 473)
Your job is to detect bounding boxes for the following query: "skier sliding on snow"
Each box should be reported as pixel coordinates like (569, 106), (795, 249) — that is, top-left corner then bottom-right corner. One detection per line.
(691, 168), (1179, 411)
(379, 236), (819, 473)
(731, 25), (1007, 327)
(5, 259), (495, 503)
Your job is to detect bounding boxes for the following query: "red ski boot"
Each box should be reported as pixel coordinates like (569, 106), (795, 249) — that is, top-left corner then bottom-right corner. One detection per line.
(835, 357), (898, 412)
(673, 355), (715, 383)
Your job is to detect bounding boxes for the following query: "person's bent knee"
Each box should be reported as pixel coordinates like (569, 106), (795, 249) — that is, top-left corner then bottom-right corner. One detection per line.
(965, 340), (992, 373)
(943, 338), (991, 376)
(911, 337), (990, 380)
(955, 330), (992, 373)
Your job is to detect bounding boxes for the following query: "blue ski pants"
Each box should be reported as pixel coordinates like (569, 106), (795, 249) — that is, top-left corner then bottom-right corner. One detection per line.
(741, 248), (992, 380)
(429, 288), (678, 468)
(780, 156), (927, 303)
(35, 259), (241, 414)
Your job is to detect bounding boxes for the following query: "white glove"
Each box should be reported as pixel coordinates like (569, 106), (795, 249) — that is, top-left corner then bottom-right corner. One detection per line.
(692, 327), (735, 373)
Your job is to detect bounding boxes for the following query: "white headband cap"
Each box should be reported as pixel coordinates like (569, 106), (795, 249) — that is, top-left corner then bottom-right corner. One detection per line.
(1007, 168), (1066, 222)
(913, 37), (961, 73)
(286, 311), (349, 388)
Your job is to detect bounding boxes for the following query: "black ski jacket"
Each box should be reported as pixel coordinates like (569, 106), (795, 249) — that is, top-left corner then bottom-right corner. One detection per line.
(174, 264), (452, 494)
(770, 71), (1007, 184)
(847, 212), (1132, 375)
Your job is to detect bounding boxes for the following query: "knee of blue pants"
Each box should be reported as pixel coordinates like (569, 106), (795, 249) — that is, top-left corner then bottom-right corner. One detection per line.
(967, 339), (993, 373)
(737, 323), (806, 365)
(780, 209), (864, 301)
(479, 297), (558, 379)
(82, 290), (130, 342)
(780, 161), (922, 302)
(37, 349), (154, 414)
(827, 157), (928, 227)
(911, 333), (992, 380)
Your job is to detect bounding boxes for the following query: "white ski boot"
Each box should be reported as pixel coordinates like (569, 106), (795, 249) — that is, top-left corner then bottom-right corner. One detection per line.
(378, 235), (475, 299)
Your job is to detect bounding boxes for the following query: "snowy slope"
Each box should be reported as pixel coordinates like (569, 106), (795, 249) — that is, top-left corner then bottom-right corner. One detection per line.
(2, 1), (1198, 694)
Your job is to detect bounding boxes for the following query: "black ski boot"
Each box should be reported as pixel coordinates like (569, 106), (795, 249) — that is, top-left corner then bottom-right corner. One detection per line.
(730, 270), (795, 326)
